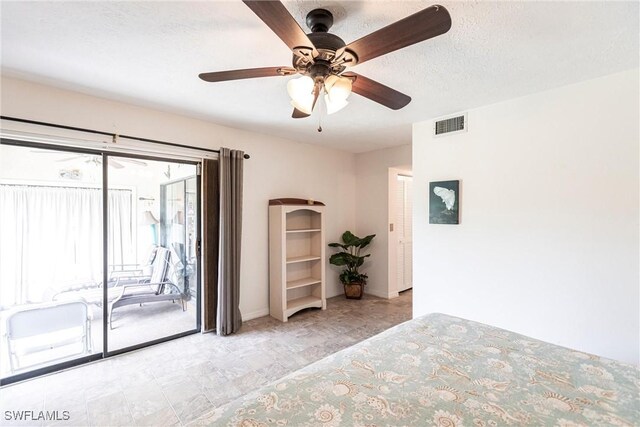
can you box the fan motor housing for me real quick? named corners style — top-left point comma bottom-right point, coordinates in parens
top-left (306, 8), bottom-right (333, 33)
top-left (292, 8), bottom-right (357, 75)
top-left (308, 32), bottom-right (345, 52)
top-left (292, 32), bottom-right (348, 74)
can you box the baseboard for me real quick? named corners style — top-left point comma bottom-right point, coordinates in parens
top-left (242, 286), bottom-right (397, 318)
top-left (243, 307), bottom-right (270, 321)
top-left (364, 288), bottom-right (400, 299)
top-left (364, 287), bottom-right (389, 299)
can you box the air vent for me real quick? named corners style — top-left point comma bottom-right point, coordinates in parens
top-left (434, 113), bottom-right (467, 137)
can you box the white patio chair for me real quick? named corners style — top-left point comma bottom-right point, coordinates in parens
top-left (5, 300), bottom-right (92, 373)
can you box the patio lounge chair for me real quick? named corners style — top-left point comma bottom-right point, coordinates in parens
top-left (52, 246), bottom-right (159, 300)
top-left (108, 246), bottom-right (186, 329)
top-left (5, 300), bottom-right (92, 373)
top-left (52, 246), bottom-right (169, 306)
top-left (108, 245), bottom-right (159, 286)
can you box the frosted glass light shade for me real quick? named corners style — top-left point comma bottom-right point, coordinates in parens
top-left (287, 76), bottom-right (314, 99)
top-left (290, 97), bottom-right (314, 115)
top-left (325, 94), bottom-right (348, 115)
top-left (327, 76), bottom-right (352, 101)
top-left (324, 75), bottom-right (339, 91)
top-left (287, 76), bottom-right (315, 114)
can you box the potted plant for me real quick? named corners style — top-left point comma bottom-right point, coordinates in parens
top-left (328, 231), bottom-right (376, 299)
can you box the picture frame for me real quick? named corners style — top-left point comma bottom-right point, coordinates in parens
top-left (429, 180), bottom-right (459, 224)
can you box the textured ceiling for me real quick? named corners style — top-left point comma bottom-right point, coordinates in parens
top-left (1, 1), bottom-right (638, 153)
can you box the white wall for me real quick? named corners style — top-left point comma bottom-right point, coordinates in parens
top-left (354, 145), bottom-right (411, 299)
top-left (0, 76), bottom-right (357, 320)
top-left (412, 69), bottom-right (639, 364)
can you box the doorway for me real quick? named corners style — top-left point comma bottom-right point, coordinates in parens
top-left (0, 141), bottom-right (201, 384)
top-left (388, 168), bottom-right (413, 297)
top-left (396, 175), bottom-right (413, 292)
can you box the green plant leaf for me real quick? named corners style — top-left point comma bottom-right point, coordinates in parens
top-left (332, 252), bottom-right (365, 268)
top-left (358, 234), bottom-right (376, 249)
top-left (329, 253), bottom-right (347, 266)
top-left (329, 252), bottom-right (357, 266)
top-left (328, 242), bottom-right (349, 251)
top-left (341, 230), bottom-right (359, 246)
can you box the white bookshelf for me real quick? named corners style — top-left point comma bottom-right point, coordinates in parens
top-left (269, 199), bottom-right (326, 322)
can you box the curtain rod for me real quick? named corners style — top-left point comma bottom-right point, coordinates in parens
top-left (0, 115), bottom-right (251, 159)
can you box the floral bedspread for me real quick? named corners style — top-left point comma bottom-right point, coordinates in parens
top-left (199, 313), bottom-right (639, 426)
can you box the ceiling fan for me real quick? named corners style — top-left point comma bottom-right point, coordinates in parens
top-left (199, 1), bottom-right (451, 122)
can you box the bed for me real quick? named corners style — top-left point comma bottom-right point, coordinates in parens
top-left (199, 313), bottom-right (639, 426)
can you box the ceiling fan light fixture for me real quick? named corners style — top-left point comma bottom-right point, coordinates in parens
top-left (287, 75), bottom-right (314, 98)
top-left (200, 2), bottom-right (452, 122)
top-left (324, 74), bottom-right (339, 91)
top-left (324, 94), bottom-right (348, 115)
top-left (290, 97), bottom-right (314, 115)
top-left (326, 75), bottom-right (352, 101)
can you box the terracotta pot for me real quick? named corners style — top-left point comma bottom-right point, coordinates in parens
top-left (343, 282), bottom-right (364, 299)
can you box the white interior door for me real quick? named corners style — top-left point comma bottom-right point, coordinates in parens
top-left (396, 175), bottom-right (413, 292)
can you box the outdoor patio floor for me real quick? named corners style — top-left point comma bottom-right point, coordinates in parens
top-left (96, 297), bottom-right (198, 352)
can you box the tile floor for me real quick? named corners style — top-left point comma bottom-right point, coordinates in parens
top-left (0, 290), bottom-right (412, 426)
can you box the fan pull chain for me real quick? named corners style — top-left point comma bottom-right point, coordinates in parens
top-left (317, 89), bottom-right (324, 132)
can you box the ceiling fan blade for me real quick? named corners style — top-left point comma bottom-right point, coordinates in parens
top-left (344, 5), bottom-right (451, 65)
top-left (199, 66), bottom-right (296, 83)
top-left (108, 159), bottom-right (125, 169)
top-left (292, 108), bottom-right (310, 119)
top-left (243, 1), bottom-right (317, 57)
top-left (342, 72), bottom-right (411, 110)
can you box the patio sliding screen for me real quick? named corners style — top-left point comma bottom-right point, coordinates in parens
top-left (0, 142), bottom-right (200, 382)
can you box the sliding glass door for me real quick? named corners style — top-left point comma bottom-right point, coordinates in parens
top-left (0, 141), bottom-right (201, 383)
top-left (107, 157), bottom-right (198, 352)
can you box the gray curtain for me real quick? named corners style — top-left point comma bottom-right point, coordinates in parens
top-left (216, 147), bottom-right (244, 335)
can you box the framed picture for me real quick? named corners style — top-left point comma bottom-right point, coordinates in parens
top-left (429, 180), bottom-right (459, 224)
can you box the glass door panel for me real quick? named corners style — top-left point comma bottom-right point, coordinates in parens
top-left (107, 156), bottom-right (198, 352)
top-left (0, 144), bottom-right (103, 380)
top-left (160, 176), bottom-right (198, 300)
top-left (185, 178), bottom-right (198, 302)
